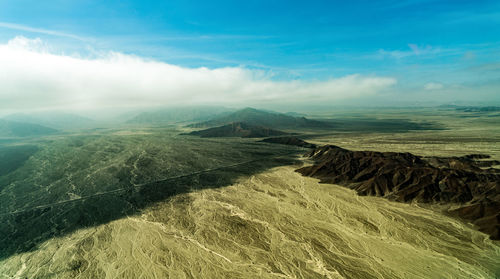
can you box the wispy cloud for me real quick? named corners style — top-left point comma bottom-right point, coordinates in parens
top-left (377, 44), bottom-right (444, 59)
top-left (124, 34), bottom-right (274, 42)
top-left (0, 36), bottom-right (397, 111)
top-left (424, 82), bottom-right (443, 90)
top-left (467, 62), bottom-right (500, 72)
top-left (0, 22), bottom-right (88, 41)
top-left (374, 0), bottom-right (440, 11)
top-left (445, 11), bottom-right (500, 25)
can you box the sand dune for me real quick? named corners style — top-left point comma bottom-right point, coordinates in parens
top-left (1, 166), bottom-right (498, 278)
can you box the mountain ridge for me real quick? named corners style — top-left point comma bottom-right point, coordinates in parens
top-left (188, 107), bottom-right (332, 129)
top-left (0, 119), bottom-right (58, 137)
top-left (188, 122), bottom-right (289, 138)
top-left (4, 112), bottom-right (94, 130)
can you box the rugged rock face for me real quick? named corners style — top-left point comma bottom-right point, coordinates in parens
top-left (188, 122), bottom-right (288, 138)
top-left (297, 145), bottom-right (500, 240)
top-left (261, 137), bottom-right (316, 148)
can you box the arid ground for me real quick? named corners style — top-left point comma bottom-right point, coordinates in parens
top-left (1, 107), bottom-right (499, 278)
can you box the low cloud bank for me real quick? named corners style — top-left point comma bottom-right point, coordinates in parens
top-left (0, 36), bottom-right (397, 111)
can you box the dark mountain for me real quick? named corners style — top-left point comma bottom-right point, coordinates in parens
top-left (188, 122), bottom-right (288, 138)
top-left (4, 112), bottom-right (94, 130)
top-left (297, 145), bottom-right (500, 240)
top-left (189, 107), bottom-right (331, 129)
top-left (127, 106), bottom-right (231, 124)
top-left (0, 119), bottom-right (58, 137)
top-left (261, 136), bottom-right (316, 148)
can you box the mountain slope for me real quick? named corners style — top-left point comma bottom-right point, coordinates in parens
top-left (189, 108), bottom-right (331, 129)
top-left (188, 122), bottom-right (289, 138)
top-left (4, 112), bottom-right (94, 130)
top-left (0, 145), bottom-right (39, 176)
top-left (0, 119), bottom-right (58, 137)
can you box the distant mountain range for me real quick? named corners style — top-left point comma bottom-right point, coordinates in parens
top-left (127, 106), bottom-right (231, 124)
top-left (188, 122), bottom-right (288, 138)
top-left (0, 119), bottom-right (58, 137)
top-left (189, 107), bottom-right (331, 129)
top-left (4, 112), bottom-right (94, 130)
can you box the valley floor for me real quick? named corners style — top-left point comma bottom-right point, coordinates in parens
top-left (2, 165), bottom-right (498, 278)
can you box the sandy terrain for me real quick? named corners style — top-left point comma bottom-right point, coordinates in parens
top-left (1, 166), bottom-right (498, 278)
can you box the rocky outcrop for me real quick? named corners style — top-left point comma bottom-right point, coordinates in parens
top-left (297, 145), bottom-right (500, 240)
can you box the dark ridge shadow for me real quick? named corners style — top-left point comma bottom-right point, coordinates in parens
top-left (0, 145), bottom-right (39, 176)
top-left (0, 154), bottom-right (301, 261)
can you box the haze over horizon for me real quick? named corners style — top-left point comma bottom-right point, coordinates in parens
top-left (0, 0), bottom-right (499, 114)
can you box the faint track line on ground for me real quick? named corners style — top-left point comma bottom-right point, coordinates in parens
top-left (0, 150), bottom-right (301, 217)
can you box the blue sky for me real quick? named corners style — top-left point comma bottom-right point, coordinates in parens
top-left (0, 0), bottom-right (499, 110)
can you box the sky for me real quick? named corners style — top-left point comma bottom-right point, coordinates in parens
top-left (0, 0), bottom-right (499, 112)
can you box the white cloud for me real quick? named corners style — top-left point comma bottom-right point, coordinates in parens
top-left (0, 36), bottom-right (397, 110)
top-left (424, 82), bottom-right (444, 90)
top-left (6, 36), bottom-right (48, 52)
